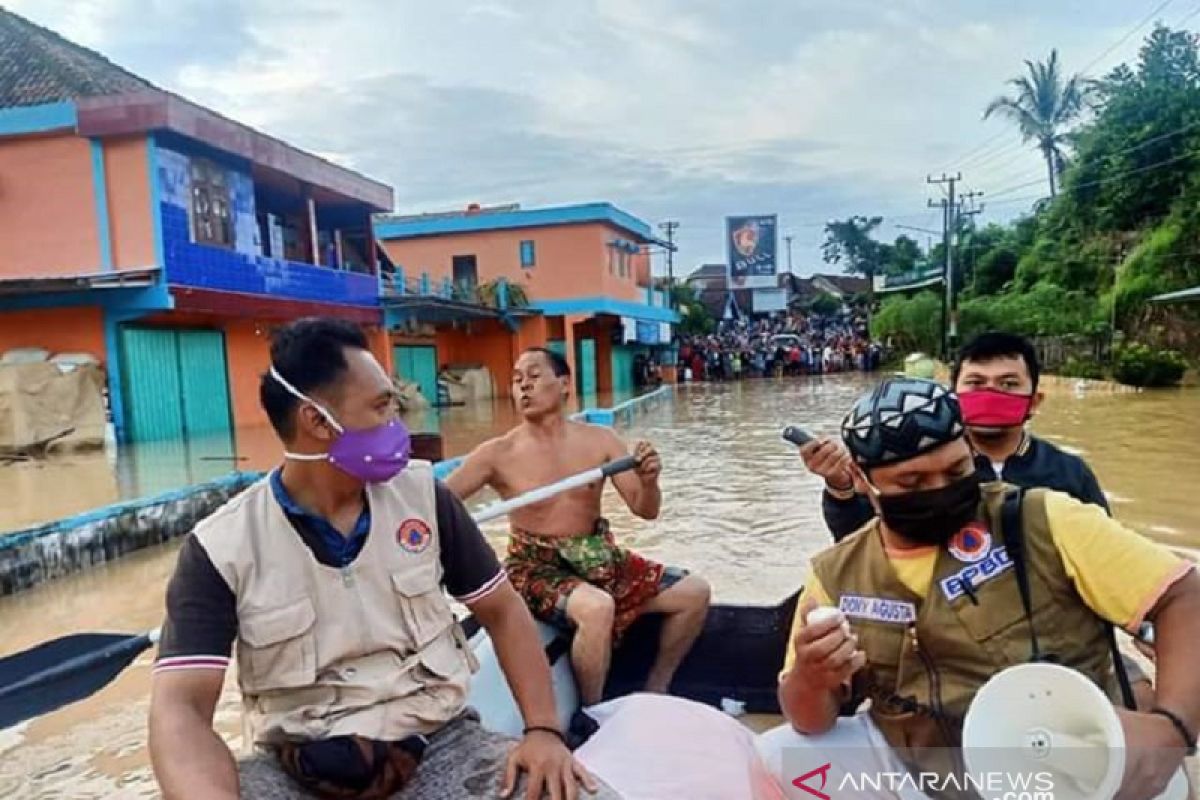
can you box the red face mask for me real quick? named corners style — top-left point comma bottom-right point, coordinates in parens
top-left (957, 388), bottom-right (1033, 428)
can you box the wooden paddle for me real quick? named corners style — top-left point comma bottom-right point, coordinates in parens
top-left (0, 455), bottom-right (639, 730)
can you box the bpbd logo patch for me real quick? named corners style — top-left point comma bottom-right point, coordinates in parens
top-left (397, 518), bottom-right (432, 553)
top-left (948, 522), bottom-right (991, 563)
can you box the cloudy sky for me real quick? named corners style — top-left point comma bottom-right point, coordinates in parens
top-left (11, 0), bottom-right (1197, 277)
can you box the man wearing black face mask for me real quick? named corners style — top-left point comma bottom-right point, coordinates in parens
top-left (758, 378), bottom-right (1200, 799)
top-left (804, 332), bottom-right (1110, 543)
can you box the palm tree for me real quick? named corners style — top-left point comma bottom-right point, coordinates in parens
top-left (984, 49), bottom-right (1088, 197)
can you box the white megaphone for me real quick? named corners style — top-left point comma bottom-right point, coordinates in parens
top-left (963, 663), bottom-right (1189, 800)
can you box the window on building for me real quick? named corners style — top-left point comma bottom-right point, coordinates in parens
top-left (520, 239), bottom-right (536, 268)
top-left (452, 254), bottom-right (478, 301)
top-left (189, 158), bottom-right (233, 248)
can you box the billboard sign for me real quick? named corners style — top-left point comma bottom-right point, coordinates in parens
top-left (726, 214), bottom-right (778, 289)
top-left (752, 287), bottom-right (788, 313)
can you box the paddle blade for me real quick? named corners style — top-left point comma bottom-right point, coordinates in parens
top-left (0, 632), bottom-right (153, 729)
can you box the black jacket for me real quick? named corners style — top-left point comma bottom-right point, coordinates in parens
top-left (822, 434), bottom-right (1111, 542)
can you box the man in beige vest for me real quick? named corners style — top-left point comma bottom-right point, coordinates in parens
top-left (148, 318), bottom-right (618, 800)
top-left (759, 377), bottom-right (1200, 800)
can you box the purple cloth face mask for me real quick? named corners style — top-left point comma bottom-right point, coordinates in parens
top-left (270, 366), bottom-right (411, 483)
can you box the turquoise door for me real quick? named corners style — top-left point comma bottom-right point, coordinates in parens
top-left (546, 340), bottom-right (567, 359)
top-left (178, 330), bottom-right (232, 436)
top-left (611, 345), bottom-right (635, 396)
top-left (120, 328), bottom-right (185, 441)
top-left (120, 327), bottom-right (232, 441)
top-left (577, 338), bottom-right (596, 397)
top-left (394, 346), bottom-right (439, 405)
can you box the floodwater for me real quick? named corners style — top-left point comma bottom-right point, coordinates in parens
top-left (0, 390), bottom-right (589, 534)
top-left (1, 376), bottom-right (1198, 797)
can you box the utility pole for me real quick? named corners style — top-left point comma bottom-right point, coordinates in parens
top-left (958, 191), bottom-right (985, 297)
top-left (784, 234), bottom-right (794, 273)
top-left (928, 173), bottom-right (961, 359)
top-left (659, 220), bottom-right (679, 309)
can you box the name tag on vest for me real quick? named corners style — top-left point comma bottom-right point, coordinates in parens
top-left (838, 595), bottom-right (917, 624)
top-left (940, 545), bottom-right (1013, 602)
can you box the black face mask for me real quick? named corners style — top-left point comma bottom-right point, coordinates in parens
top-left (874, 473), bottom-right (982, 546)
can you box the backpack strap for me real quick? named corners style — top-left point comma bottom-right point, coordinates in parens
top-left (999, 487), bottom-right (1042, 661)
top-left (999, 487), bottom-right (1136, 709)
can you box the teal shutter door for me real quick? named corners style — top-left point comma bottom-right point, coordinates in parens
top-left (577, 338), bottom-right (596, 398)
top-left (411, 347), bottom-right (438, 406)
top-left (120, 328), bottom-right (185, 441)
top-left (611, 345), bottom-right (634, 396)
top-left (546, 340), bottom-right (567, 359)
top-left (394, 346), bottom-right (439, 405)
top-left (178, 330), bottom-right (232, 436)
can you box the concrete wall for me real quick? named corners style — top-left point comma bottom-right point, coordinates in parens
top-left (102, 137), bottom-right (155, 269)
top-left (435, 319), bottom-right (515, 398)
top-left (0, 307), bottom-right (106, 359)
top-left (0, 134), bottom-right (100, 277)
top-left (378, 222), bottom-right (648, 303)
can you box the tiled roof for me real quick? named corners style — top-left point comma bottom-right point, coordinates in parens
top-left (0, 7), bottom-right (153, 109)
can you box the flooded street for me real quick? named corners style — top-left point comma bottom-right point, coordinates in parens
top-left (1, 376), bottom-right (1198, 797)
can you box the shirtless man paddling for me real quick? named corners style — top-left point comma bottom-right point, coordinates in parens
top-left (447, 347), bottom-right (711, 709)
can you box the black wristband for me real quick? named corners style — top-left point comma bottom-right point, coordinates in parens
top-left (1150, 706), bottom-right (1198, 755)
top-left (523, 725), bottom-right (566, 744)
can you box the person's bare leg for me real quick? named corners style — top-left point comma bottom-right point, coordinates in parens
top-left (639, 575), bottom-right (711, 694)
top-left (565, 585), bottom-right (616, 706)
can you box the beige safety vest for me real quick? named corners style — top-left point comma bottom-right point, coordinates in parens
top-left (812, 484), bottom-right (1117, 789)
top-left (194, 460), bottom-right (478, 746)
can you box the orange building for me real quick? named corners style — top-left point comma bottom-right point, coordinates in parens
top-left (0, 10), bottom-right (392, 441)
top-left (374, 203), bottom-right (679, 400)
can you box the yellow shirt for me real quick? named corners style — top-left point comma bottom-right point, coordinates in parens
top-left (780, 491), bottom-right (1193, 680)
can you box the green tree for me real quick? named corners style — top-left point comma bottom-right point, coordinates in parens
top-left (884, 235), bottom-right (923, 276)
top-left (670, 283), bottom-right (716, 336)
top-left (1066, 26), bottom-right (1200, 232)
top-left (871, 291), bottom-right (942, 354)
top-left (822, 216), bottom-right (884, 298)
top-left (984, 49), bottom-right (1089, 197)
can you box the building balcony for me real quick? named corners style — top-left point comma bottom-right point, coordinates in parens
top-left (161, 203), bottom-right (378, 307)
top-left (380, 270), bottom-right (536, 327)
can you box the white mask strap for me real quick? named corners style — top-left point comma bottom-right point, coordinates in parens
top-left (269, 365), bottom-right (345, 434)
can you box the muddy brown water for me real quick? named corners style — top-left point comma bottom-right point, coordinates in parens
top-left (1, 376), bottom-right (1197, 797)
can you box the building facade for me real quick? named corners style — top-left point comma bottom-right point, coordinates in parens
top-left (0, 10), bottom-right (393, 442)
top-left (375, 203), bottom-right (678, 399)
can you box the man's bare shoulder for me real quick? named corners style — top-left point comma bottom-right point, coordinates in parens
top-left (465, 429), bottom-right (520, 463)
top-left (567, 420), bottom-right (625, 452)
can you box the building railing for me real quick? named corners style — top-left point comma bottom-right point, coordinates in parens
top-left (379, 269), bottom-right (528, 311)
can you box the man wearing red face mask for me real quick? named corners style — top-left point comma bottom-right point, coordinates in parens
top-left (802, 331), bottom-right (1109, 543)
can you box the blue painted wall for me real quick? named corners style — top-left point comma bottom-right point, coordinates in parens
top-left (154, 141), bottom-right (379, 307)
top-left (89, 140), bottom-right (114, 272)
top-left (0, 102), bottom-right (77, 136)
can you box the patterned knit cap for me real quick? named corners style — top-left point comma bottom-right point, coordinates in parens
top-left (841, 378), bottom-right (964, 467)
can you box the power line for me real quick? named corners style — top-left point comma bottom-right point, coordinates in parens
top-left (932, 129), bottom-right (1009, 175)
top-left (979, 145), bottom-right (1200, 212)
top-left (1176, 2), bottom-right (1200, 27)
top-left (985, 129), bottom-right (1200, 199)
top-left (1080, 0), bottom-right (1176, 74)
top-left (933, 0), bottom-right (1177, 176)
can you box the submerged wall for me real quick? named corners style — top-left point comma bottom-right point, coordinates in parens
top-left (0, 471), bottom-right (261, 596)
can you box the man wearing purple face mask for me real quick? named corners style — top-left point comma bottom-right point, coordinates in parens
top-left (149, 318), bottom-right (617, 800)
